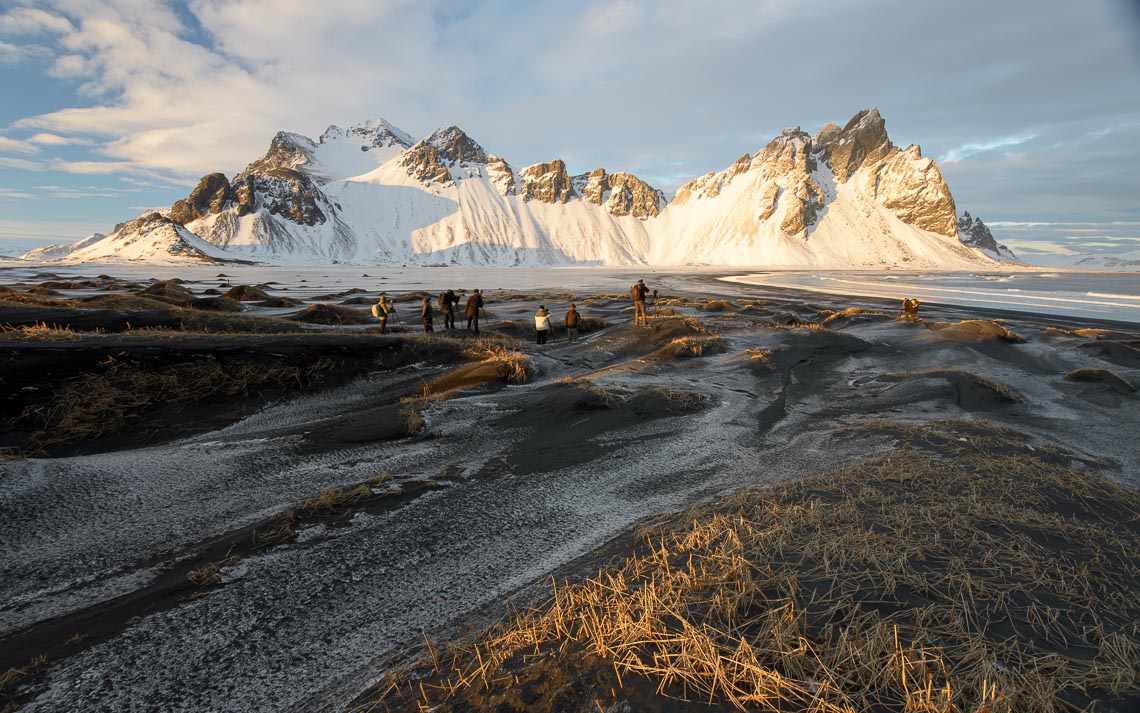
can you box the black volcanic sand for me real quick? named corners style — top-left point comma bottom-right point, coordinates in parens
top-left (1, 273), bottom-right (1139, 712)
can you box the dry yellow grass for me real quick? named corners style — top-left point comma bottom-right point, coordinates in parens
top-left (0, 321), bottom-right (84, 340)
top-left (666, 335), bottom-right (726, 356)
top-left (0, 655), bottom-right (45, 699)
top-left (186, 549), bottom-right (241, 587)
top-left (746, 348), bottom-right (776, 370)
top-left (361, 420), bottom-right (1140, 713)
top-left (462, 339), bottom-right (533, 383)
top-left (253, 475), bottom-right (393, 548)
top-left (21, 355), bottom-right (335, 450)
top-left (641, 386), bottom-right (708, 411)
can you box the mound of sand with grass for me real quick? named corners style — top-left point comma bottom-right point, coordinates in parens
top-left (1077, 340), bottom-right (1140, 367)
top-left (223, 285), bottom-right (273, 301)
top-left (188, 296), bottom-right (244, 312)
top-left (137, 280), bottom-right (197, 306)
top-left (820, 306), bottom-right (894, 327)
top-left (1064, 367), bottom-right (1137, 393)
top-left (360, 420), bottom-right (1140, 713)
top-left (879, 368), bottom-right (1020, 409)
top-left (930, 319), bottom-right (1026, 343)
top-left (289, 303), bottom-right (374, 325)
top-left (252, 297), bottom-right (302, 308)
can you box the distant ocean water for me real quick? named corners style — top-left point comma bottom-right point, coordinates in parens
top-left (723, 271), bottom-right (1140, 324)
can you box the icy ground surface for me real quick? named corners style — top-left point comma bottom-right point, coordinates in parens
top-left (725, 270), bottom-right (1140, 323)
top-left (1, 270), bottom-right (1137, 711)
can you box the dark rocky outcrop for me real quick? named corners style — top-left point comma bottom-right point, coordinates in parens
top-left (400, 127), bottom-right (495, 187)
top-left (958, 212), bottom-right (1009, 254)
top-left (874, 146), bottom-right (957, 236)
top-left (519, 160), bottom-right (576, 203)
top-left (817, 108), bottom-right (893, 183)
top-left (169, 173), bottom-right (236, 225)
top-left (572, 168), bottom-right (665, 220)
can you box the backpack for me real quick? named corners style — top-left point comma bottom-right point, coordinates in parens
top-left (630, 284), bottom-right (641, 301)
top-left (439, 292), bottom-right (447, 306)
top-left (372, 300), bottom-right (392, 318)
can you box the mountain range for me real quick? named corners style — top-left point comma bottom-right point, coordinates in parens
top-left (22, 109), bottom-right (1016, 268)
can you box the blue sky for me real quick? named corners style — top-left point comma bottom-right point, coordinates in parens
top-left (1, 0), bottom-right (1139, 259)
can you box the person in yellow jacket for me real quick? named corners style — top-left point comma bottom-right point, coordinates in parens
top-left (372, 293), bottom-right (395, 333)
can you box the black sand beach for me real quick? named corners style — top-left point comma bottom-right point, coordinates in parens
top-left (1, 270), bottom-right (1137, 712)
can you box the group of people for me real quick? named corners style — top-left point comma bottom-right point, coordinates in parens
top-left (371, 278), bottom-right (655, 343)
top-left (372, 288), bottom-right (485, 335)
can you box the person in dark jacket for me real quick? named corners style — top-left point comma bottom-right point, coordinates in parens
top-left (564, 303), bottom-right (582, 342)
top-left (439, 289), bottom-right (458, 329)
top-left (630, 278), bottom-right (650, 327)
top-left (465, 289), bottom-right (484, 335)
top-left (421, 297), bottom-right (434, 333)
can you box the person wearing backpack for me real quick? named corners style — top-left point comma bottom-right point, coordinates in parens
top-left (534, 305), bottom-right (552, 344)
top-left (564, 303), bottom-right (582, 342)
top-left (372, 293), bottom-right (395, 334)
top-left (439, 288), bottom-right (458, 329)
top-left (901, 297), bottom-right (921, 323)
top-left (465, 289), bottom-right (484, 335)
top-left (630, 278), bottom-right (650, 327)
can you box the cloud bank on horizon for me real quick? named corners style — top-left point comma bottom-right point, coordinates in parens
top-left (0, 0), bottom-right (1138, 258)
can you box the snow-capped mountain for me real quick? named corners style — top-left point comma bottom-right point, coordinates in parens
top-left (652, 109), bottom-right (1003, 268)
top-left (22, 110), bottom-right (1015, 268)
top-left (22, 214), bottom-right (235, 264)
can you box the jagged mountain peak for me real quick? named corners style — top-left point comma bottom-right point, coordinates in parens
top-left (242, 131), bottom-right (318, 176)
top-left (958, 210), bottom-right (1016, 260)
top-left (818, 107), bottom-right (893, 183)
top-left (321, 118), bottom-right (414, 149)
top-left (419, 126), bottom-right (489, 164)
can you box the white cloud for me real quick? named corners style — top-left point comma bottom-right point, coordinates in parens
top-left (0, 136), bottom-right (39, 154)
top-left (999, 239), bottom-right (1081, 256)
top-left (0, 156), bottom-right (43, 170)
top-left (939, 130), bottom-right (1041, 163)
top-left (0, 7), bottom-right (74, 35)
top-left (27, 132), bottom-right (93, 146)
top-left (0, 218), bottom-right (105, 242)
top-left (0, 38), bottom-right (52, 62)
top-left (0, 187), bottom-right (35, 199)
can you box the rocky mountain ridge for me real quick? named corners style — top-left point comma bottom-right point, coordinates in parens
top-left (22, 110), bottom-right (1013, 267)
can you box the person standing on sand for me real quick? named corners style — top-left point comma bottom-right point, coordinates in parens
top-left (465, 289), bottom-right (484, 335)
top-left (439, 289), bottom-right (458, 329)
top-left (372, 293), bottom-right (394, 334)
top-left (630, 278), bottom-right (650, 327)
top-left (902, 298), bottom-right (921, 323)
top-left (421, 297), bottom-right (434, 333)
top-left (534, 305), bottom-right (552, 344)
top-left (564, 303), bottom-right (581, 342)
